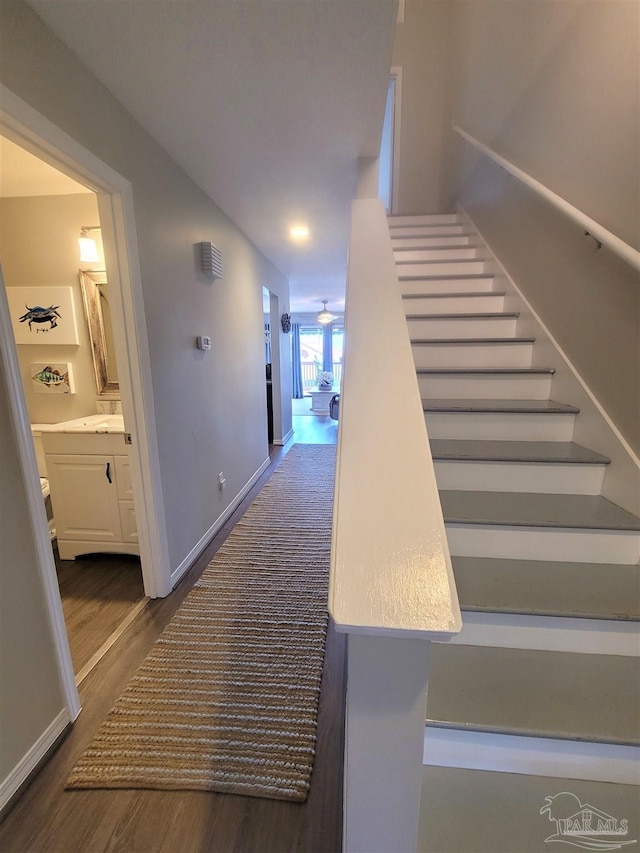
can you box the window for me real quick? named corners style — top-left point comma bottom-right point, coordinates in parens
top-left (298, 325), bottom-right (344, 392)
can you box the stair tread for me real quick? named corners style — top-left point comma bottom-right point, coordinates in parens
top-left (406, 312), bottom-right (519, 319)
top-left (401, 273), bottom-right (494, 281)
top-left (395, 258), bottom-right (485, 266)
top-left (403, 291), bottom-right (504, 299)
top-left (423, 398), bottom-right (579, 414)
top-left (419, 767), bottom-right (640, 853)
top-left (417, 367), bottom-right (554, 375)
top-left (426, 645), bottom-right (640, 745)
top-left (394, 246), bottom-right (478, 252)
top-left (440, 490), bottom-right (640, 531)
top-left (452, 556), bottom-right (639, 620)
top-left (431, 440), bottom-right (610, 464)
top-left (391, 231), bottom-right (471, 236)
top-left (412, 337), bottom-right (535, 345)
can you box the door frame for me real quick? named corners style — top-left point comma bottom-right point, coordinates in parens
top-left (0, 85), bottom-right (172, 717)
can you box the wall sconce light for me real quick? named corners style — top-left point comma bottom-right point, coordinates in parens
top-left (317, 300), bottom-right (335, 325)
top-left (78, 225), bottom-right (101, 263)
top-left (199, 242), bottom-right (223, 278)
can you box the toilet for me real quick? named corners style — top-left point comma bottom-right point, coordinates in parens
top-left (30, 424), bottom-right (59, 539)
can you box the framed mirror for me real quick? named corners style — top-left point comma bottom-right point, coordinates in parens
top-left (79, 269), bottom-right (119, 396)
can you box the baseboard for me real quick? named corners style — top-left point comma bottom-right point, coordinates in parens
top-left (458, 205), bottom-right (640, 515)
top-left (273, 428), bottom-right (294, 447)
top-left (0, 709), bottom-right (71, 816)
top-left (170, 455), bottom-right (271, 588)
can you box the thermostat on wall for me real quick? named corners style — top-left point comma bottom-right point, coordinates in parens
top-left (196, 335), bottom-right (212, 351)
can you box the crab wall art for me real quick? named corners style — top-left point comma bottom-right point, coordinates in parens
top-left (7, 286), bottom-right (79, 345)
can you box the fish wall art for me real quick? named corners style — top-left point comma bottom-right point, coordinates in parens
top-left (7, 286), bottom-right (79, 345)
top-left (30, 362), bottom-right (75, 395)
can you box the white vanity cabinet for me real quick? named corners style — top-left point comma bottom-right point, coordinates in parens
top-left (43, 431), bottom-right (139, 560)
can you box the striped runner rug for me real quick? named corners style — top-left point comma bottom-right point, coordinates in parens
top-left (67, 444), bottom-right (335, 802)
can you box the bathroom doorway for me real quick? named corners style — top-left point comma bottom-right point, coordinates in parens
top-left (0, 93), bottom-right (171, 723)
top-left (0, 135), bottom-right (147, 683)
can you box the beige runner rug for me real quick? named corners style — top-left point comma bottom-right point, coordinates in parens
top-left (67, 444), bottom-right (335, 802)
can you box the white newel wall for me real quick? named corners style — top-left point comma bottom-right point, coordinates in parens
top-left (330, 194), bottom-right (461, 853)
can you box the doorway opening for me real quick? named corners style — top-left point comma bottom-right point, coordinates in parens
top-left (0, 134), bottom-right (147, 684)
top-left (0, 89), bottom-right (171, 732)
top-left (378, 68), bottom-right (402, 214)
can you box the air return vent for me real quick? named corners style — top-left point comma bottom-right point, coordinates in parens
top-left (199, 242), bottom-right (223, 278)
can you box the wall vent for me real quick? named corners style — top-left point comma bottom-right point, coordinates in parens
top-left (199, 242), bottom-right (223, 278)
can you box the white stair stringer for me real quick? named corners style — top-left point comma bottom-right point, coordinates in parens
top-left (389, 213), bottom-right (640, 787)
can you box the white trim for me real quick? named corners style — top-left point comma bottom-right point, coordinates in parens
top-left (75, 597), bottom-right (150, 685)
top-left (0, 266), bottom-right (80, 721)
top-left (0, 84), bottom-right (172, 600)
top-left (423, 726), bottom-right (640, 785)
top-left (390, 67), bottom-right (403, 214)
top-left (169, 456), bottom-right (271, 588)
top-left (449, 612), bottom-right (640, 657)
top-left (0, 710), bottom-right (70, 813)
top-left (453, 125), bottom-right (640, 272)
top-left (273, 427), bottom-right (294, 447)
top-left (447, 524), bottom-right (640, 565)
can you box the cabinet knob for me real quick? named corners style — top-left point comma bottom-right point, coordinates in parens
top-left (105, 461), bottom-right (112, 483)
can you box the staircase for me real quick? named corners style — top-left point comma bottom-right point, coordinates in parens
top-left (388, 213), bottom-right (640, 852)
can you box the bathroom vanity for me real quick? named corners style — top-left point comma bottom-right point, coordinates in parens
top-left (42, 414), bottom-right (138, 560)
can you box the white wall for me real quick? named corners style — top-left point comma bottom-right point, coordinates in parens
top-left (440, 0), bottom-right (639, 453)
top-left (0, 356), bottom-right (66, 785)
top-left (0, 0), bottom-right (290, 802)
top-left (441, 0), bottom-right (639, 245)
top-left (0, 0), bottom-right (291, 572)
top-left (391, 0), bottom-right (450, 213)
top-left (0, 193), bottom-right (102, 424)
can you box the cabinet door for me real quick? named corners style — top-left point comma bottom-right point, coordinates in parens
top-left (114, 455), bottom-right (133, 500)
top-left (46, 454), bottom-right (122, 543)
top-left (119, 501), bottom-right (138, 543)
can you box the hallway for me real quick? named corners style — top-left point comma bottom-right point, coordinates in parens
top-left (0, 435), bottom-right (343, 853)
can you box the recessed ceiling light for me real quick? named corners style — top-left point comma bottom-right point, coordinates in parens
top-left (289, 224), bottom-right (310, 241)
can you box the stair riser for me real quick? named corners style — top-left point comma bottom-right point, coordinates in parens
top-left (407, 317), bottom-right (517, 338)
top-left (398, 260), bottom-right (487, 277)
top-left (401, 277), bottom-right (496, 295)
top-left (413, 343), bottom-right (533, 369)
top-left (395, 248), bottom-right (480, 262)
top-left (388, 224), bottom-right (469, 237)
top-left (446, 525), bottom-right (640, 565)
top-left (434, 460), bottom-right (606, 494)
top-left (405, 294), bottom-right (505, 313)
top-left (391, 235), bottom-right (473, 248)
top-left (447, 613), bottom-right (640, 656)
top-left (425, 412), bottom-right (576, 442)
top-left (389, 214), bottom-right (460, 226)
top-left (417, 374), bottom-right (553, 400)
top-left (423, 728), bottom-right (640, 784)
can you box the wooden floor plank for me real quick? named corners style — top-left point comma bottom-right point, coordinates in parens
top-left (55, 545), bottom-right (145, 674)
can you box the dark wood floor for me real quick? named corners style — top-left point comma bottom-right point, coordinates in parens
top-left (1, 434), bottom-right (344, 852)
top-left (54, 545), bottom-right (145, 675)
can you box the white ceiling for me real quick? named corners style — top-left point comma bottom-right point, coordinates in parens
top-left (25, 0), bottom-right (397, 312)
top-left (0, 135), bottom-right (91, 197)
